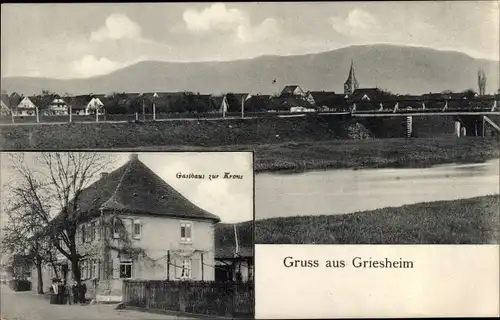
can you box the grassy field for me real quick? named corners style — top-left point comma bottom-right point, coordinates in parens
top-left (252, 136), bottom-right (500, 172)
top-left (255, 195), bottom-right (500, 244)
top-left (1, 115), bottom-right (497, 171)
top-left (0, 114), bottom-right (358, 150)
top-left (114, 136), bottom-right (500, 171)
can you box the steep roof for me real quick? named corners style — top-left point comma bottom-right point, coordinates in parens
top-left (309, 91), bottom-right (336, 104)
top-left (0, 94), bottom-right (10, 108)
top-left (281, 85), bottom-right (300, 95)
top-left (215, 222), bottom-right (253, 259)
top-left (62, 155), bottom-right (220, 222)
top-left (66, 95), bottom-right (93, 110)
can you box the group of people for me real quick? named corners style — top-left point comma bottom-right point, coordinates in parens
top-left (49, 278), bottom-right (87, 305)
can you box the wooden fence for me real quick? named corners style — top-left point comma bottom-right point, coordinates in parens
top-left (123, 280), bottom-right (254, 318)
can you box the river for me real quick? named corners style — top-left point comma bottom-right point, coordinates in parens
top-left (255, 159), bottom-right (499, 219)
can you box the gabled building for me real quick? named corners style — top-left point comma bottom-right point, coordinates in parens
top-left (31, 154), bottom-right (220, 302)
top-left (351, 88), bottom-right (385, 102)
top-left (224, 93), bottom-right (251, 113)
top-left (66, 95), bottom-right (105, 115)
top-left (0, 93), bottom-right (12, 116)
top-left (44, 95), bottom-right (69, 116)
top-left (311, 92), bottom-right (348, 111)
top-left (244, 94), bottom-right (271, 112)
top-left (279, 86), bottom-right (315, 105)
top-left (14, 96), bottom-right (37, 116)
top-left (215, 222), bottom-right (253, 283)
top-left (280, 85), bottom-right (306, 97)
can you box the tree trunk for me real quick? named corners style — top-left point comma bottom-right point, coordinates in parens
top-left (36, 256), bottom-right (43, 294)
top-left (71, 257), bottom-right (81, 287)
top-left (50, 261), bottom-right (59, 280)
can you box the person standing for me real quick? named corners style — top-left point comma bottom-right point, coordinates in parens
top-left (72, 281), bottom-right (79, 304)
top-left (79, 282), bottom-right (87, 304)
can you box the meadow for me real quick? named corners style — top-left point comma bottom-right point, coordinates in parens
top-left (254, 195), bottom-right (500, 244)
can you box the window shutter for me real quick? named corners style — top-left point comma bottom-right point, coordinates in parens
top-left (133, 219), bottom-right (141, 239)
top-left (112, 259), bottom-right (119, 279)
top-left (95, 220), bottom-right (100, 241)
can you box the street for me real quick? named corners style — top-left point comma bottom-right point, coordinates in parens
top-left (0, 285), bottom-right (193, 320)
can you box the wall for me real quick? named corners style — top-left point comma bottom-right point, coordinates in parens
top-left (112, 214), bottom-right (216, 282)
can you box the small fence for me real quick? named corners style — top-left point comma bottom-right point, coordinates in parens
top-left (123, 280), bottom-right (254, 318)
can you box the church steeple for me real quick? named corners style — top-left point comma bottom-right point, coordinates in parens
top-left (344, 60), bottom-right (359, 95)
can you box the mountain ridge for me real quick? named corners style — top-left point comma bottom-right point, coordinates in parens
top-left (2, 44), bottom-right (499, 96)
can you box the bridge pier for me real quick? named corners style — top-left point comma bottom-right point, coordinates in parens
top-left (406, 116), bottom-right (413, 137)
top-left (454, 120), bottom-right (461, 137)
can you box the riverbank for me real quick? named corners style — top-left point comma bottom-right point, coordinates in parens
top-left (255, 195), bottom-right (500, 244)
top-left (122, 136), bottom-right (499, 172)
top-left (252, 137), bottom-right (500, 172)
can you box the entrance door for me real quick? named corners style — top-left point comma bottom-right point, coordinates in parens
top-left (61, 264), bottom-right (69, 284)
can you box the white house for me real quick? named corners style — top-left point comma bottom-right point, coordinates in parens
top-left (31, 154), bottom-right (220, 302)
top-left (85, 97), bottom-right (105, 115)
top-left (45, 97), bottom-right (69, 116)
top-left (14, 97), bottom-right (37, 116)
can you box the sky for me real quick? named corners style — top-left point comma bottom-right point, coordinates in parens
top-left (1, 2), bottom-right (498, 79)
top-left (0, 152), bottom-right (254, 226)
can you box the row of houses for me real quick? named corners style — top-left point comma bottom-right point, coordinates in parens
top-left (1, 87), bottom-right (498, 118)
top-left (2, 154), bottom-right (253, 302)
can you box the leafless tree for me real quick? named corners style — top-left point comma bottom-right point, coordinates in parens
top-left (0, 204), bottom-right (55, 293)
top-left (5, 152), bottom-right (113, 287)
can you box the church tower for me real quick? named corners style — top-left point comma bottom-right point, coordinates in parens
top-left (344, 61), bottom-right (359, 95)
top-left (478, 69), bottom-right (487, 96)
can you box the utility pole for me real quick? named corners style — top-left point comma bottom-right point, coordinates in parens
top-left (201, 253), bottom-right (204, 281)
top-left (241, 96), bottom-right (244, 119)
top-left (142, 99), bottom-right (145, 121)
top-left (166, 250), bottom-right (170, 281)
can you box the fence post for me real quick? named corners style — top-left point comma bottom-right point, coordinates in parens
top-left (225, 282), bottom-right (235, 317)
top-left (145, 281), bottom-right (150, 308)
top-left (179, 282), bottom-right (186, 313)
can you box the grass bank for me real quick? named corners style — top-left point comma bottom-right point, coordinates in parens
top-left (114, 136), bottom-right (499, 172)
top-left (0, 115), bottom-right (358, 150)
top-left (255, 195), bottom-right (500, 244)
top-left (252, 136), bottom-right (500, 172)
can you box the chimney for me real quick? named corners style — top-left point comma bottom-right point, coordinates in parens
top-left (130, 153), bottom-right (139, 161)
top-left (100, 172), bottom-right (108, 179)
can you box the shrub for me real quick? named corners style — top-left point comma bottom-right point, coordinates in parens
top-left (9, 279), bottom-right (32, 291)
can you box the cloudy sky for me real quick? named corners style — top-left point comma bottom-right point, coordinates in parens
top-left (0, 152), bottom-right (253, 225)
top-left (1, 2), bottom-right (498, 79)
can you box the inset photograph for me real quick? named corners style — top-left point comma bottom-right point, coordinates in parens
top-left (0, 151), bottom-right (254, 319)
top-left (255, 154), bottom-right (499, 244)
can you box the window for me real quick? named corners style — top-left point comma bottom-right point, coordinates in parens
top-left (179, 259), bottom-right (191, 280)
top-left (133, 220), bottom-right (141, 239)
top-left (81, 225), bottom-right (86, 243)
top-left (88, 259), bottom-right (98, 279)
top-left (119, 260), bottom-right (132, 279)
top-left (113, 218), bottom-right (120, 239)
top-left (80, 260), bottom-right (86, 280)
top-left (89, 222), bottom-right (96, 242)
top-left (180, 222), bottom-right (192, 243)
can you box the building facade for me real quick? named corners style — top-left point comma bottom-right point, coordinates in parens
top-left (31, 154), bottom-right (220, 302)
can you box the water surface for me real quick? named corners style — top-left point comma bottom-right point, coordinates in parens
top-left (255, 159), bottom-right (499, 219)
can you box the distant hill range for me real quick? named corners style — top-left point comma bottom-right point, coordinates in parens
top-left (1, 44), bottom-right (499, 96)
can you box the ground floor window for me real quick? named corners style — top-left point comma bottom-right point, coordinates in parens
top-left (119, 260), bottom-right (132, 279)
top-left (176, 259), bottom-right (191, 280)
